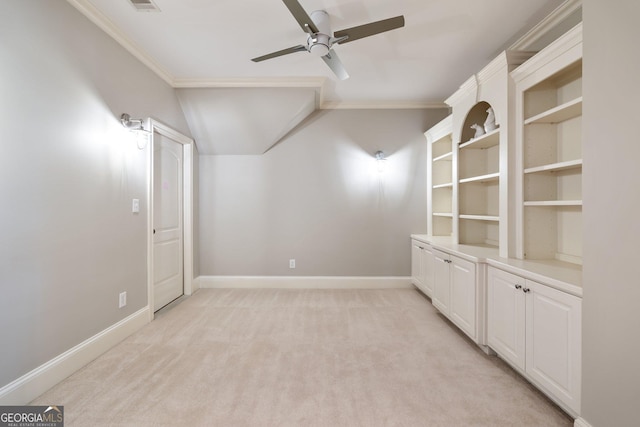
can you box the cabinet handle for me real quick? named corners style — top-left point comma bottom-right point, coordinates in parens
top-left (523, 288), bottom-right (530, 293)
top-left (515, 285), bottom-right (522, 290)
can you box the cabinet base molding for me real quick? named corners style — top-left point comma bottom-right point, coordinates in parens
top-left (480, 345), bottom-right (495, 356)
top-left (0, 306), bottom-right (150, 405)
top-left (574, 417), bottom-right (593, 427)
top-left (198, 276), bottom-right (413, 289)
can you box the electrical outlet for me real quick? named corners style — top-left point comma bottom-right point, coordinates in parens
top-left (289, 259), bottom-right (296, 269)
top-left (119, 291), bottom-right (127, 308)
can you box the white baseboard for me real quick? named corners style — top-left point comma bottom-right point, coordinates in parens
top-left (574, 417), bottom-right (593, 427)
top-left (198, 276), bottom-right (413, 289)
top-left (192, 276), bottom-right (201, 292)
top-left (0, 306), bottom-right (150, 405)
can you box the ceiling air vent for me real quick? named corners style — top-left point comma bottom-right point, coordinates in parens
top-left (129, 0), bottom-right (160, 12)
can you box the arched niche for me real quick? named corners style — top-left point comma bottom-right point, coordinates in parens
top-left (460, 101), bottom-right (497, 143)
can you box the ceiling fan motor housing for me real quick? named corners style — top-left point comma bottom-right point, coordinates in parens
top-left (307, 10), bottom-right (331, 56)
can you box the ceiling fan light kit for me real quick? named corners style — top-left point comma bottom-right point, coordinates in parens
top-left (251, 0), bottom-right (404, 80)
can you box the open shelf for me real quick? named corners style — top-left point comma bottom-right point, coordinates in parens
top-left (433, 152), bottom-right (453, 162)
top-left (433, 212), bottom-right (454, 218)
top-left (459, 214), bottom-right (500, 221)
top-left (459, 172), bottom-right (500, 184)
top-left (525, 97), bottom-right (582, 125)
top-left (524, 200), bottom-right (582, 207)
top-left (459, 128), bottom-right (500, 150)
top-left (524, 159), bottom-right (582, 174)
top-left (433, 182), bottom-right (453, 189)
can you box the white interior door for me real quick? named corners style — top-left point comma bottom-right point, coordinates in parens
top-left (153, 133), bottom-right (183, 312)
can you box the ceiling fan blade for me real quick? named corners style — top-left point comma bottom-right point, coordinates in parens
top-left (251, 45), bottom-right (307, 62)
top-left (333, 15), bottom-right (405, 44)
top-left (321, 49), bottom-right (349, 80)
top-left (282, 0), bottom-right (319, 34)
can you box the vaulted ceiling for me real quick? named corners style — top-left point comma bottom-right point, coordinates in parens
top-left (68, 0), bottom-right (579, 154)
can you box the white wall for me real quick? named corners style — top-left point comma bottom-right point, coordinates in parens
top-left (199, 109), bottom-right (447, 277)
top-left (0, 0), bottom-right (190, 389)
top-left (582, 1), bottom-right (640, 426)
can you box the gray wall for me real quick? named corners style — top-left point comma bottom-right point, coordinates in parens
top-left (0, 1), bottom-right (190, 388)
top-left (199, 109), bottom-right (447, 276)
top-left (582, 1), bottom-right (640, 426)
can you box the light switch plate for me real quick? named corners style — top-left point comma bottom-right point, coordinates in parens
top-left (132, 199), bottom-right (140, 213)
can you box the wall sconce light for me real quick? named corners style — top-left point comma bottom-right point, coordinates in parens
top-left (375, 150), bottom-right (386, 172)
top-left (121, 113), bottom-right (149, 149)
top-left (121, 113), bottom-right (145, 131)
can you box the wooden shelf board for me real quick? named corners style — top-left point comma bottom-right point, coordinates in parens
top-left (433, 213), bottom-right (453, 218)
top-left (524, 200), bottom-right (583, 206)
top-left (459, 214), bottom-right (500, 222)
top-left (458, 128), bottom-right (500, 150)
top-left (433, 183), bottom-right (453, 189)
top-left (433, 152), bottom-right (453, 162)
top-left (524, 159), bottom-right (583, 174)
top-left (524, 97), bottom-right (582, 125)
top-left (459, 172), bottom-right (500, 184)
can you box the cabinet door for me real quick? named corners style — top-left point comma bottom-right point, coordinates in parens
top-left (422, 245), bottom-right (435, 297)
top-left (487, 267), bottom-right (526, 370)
top-left (449, 256), bottom-right (477, 340)
top-left (432, 249), bottom-right (450, 314)
top-left (525, 279), bottom-right (581, 414)
top-left (411, 242), bottom-right (425, 291)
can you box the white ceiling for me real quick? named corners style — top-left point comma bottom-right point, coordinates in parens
top-left (69, 0), bottom-right (576, 154)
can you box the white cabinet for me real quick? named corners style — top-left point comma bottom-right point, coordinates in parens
top-left (411, 241), bottom-right (425, 290)
top-left (450, 255), bottom-right (477, 339)
top-left (411, 239), bottom-right (433, 297)
top-left (422, 245), bottom-right (434, 296)
top-left (487, 267), bottom-right (527, 369)
top-left (432, 249), bottom-right (451, 314)
top-left (487, 266), bottom-right (581, 416)
top-left (432, 248), bottom-right (483, 343)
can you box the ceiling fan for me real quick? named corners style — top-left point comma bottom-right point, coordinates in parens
top-left (251, 0), bottom-right (405, 80)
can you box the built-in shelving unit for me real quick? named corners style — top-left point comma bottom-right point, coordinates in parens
top-left (513, 23), bottom-right (583, 266)
top-left (458, 103), bottom-right (501, 248)
top-left (425, 115), bottom-right (454, 238)
top-left (415, 8), bottom-right (584, 420)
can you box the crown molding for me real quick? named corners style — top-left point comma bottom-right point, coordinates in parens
top-left (320, 101), bottom-right (448, 110)
top-left (66, 0), bottom-right (175, 85)
top-left (172, 77), bottom-right (327, 89)
top-left (445, 74), bottom-right (477, 108)
top-left (476, 50), bottom-right (536, 85)
top-left (172, 80), bottom-right (446, 110)
top-left (424, 114), bottom-right (453, 142)
top-left (509, 0), bottom-right (582, 51)
top-left (510, 22), bottom-right (582, 83)
top-left (173, 77), bottom-right (326, 109)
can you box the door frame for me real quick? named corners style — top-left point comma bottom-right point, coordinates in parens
top-left (146, 119), bottom-right (195, 321)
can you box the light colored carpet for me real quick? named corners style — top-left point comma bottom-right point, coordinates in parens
top-left (32, 288), bottom-right (573, 426)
